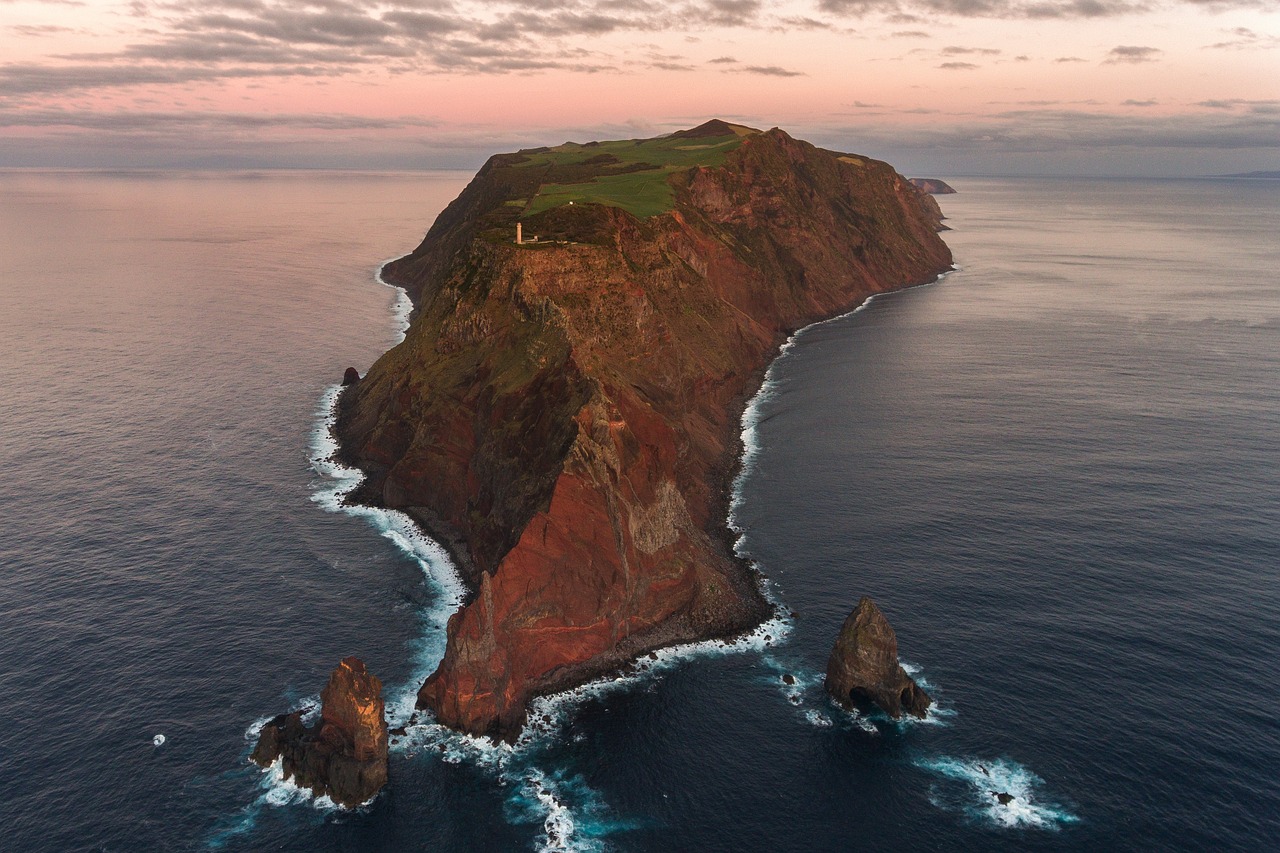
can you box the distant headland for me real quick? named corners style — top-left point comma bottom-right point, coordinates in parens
top-left (332, 120), bottom-right (954, 741)
top-left (908, 177), bottom-right (957, 194)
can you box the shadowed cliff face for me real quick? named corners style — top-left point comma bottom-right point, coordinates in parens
top-left (337, 125), bottom-right (952, 740)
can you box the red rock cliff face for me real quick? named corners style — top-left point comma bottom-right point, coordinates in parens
top-left (337, 127), bottom-right (952, 740)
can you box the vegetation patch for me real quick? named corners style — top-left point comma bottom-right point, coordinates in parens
top-left (515, 126), bottom-right (755, 219)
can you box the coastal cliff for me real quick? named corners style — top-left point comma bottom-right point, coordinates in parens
top-left (336, 121), bottom-right (952, 739)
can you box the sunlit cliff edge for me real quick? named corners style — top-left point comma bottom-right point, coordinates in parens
top-left (334, 120), bottom-right (953, 740)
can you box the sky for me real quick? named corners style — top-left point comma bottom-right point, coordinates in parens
top-left (1, 0), bottom-right (1277, 175)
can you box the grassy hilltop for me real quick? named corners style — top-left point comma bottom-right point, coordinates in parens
top-left (520, 120), bottom-right (757, 218)
top-left (462, 120), bottom-right (759, 242)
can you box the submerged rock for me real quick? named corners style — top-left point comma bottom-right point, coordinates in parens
top-left (342, 367), bottom-right (361, 386)
top-left (824, 597), bottom-right (931, 719)
top-left (251, 657), bottom-right (388, 808)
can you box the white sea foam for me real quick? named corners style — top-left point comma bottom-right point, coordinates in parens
top-left (520, 769), bottom-right (579, 852)
top-left (805, 710), bottom-right (834, 727)
top-left (917, 755), bottom-right (1079, 830)
top-left (308, 270), bottom-right (467, 727)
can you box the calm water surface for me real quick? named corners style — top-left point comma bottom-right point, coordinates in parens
top-left (1, 171), bottom-right (1277, 851)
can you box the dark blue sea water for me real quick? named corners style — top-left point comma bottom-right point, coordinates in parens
top-left (2, 171), bottom-right (1278, 852)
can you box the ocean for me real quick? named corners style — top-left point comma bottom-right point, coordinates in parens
top-left (1, 170), bottom-right (1277, 851)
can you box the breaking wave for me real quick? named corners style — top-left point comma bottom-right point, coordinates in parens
top-left (916, 755), bottom-right (1080, 830)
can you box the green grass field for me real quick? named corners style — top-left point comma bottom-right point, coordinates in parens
top-left (519, 126), bottom-right (754, 219)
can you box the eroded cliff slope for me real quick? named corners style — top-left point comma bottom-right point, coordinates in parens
top-left (336, 122), bottom-right (952, 739)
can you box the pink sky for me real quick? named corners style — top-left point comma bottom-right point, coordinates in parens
top-left (1, 0), bottom-right (1277, 174)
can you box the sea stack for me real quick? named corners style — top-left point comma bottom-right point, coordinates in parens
top-left (251, 657), bottom-right (389, 807)
top-left (337, 121), bottom-right (952, 740)
top-left (342, 367), bottom-right (360, 386)
top-left (825, 597), bottom-right (931, 719)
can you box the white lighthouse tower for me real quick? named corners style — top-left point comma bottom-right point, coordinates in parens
top-left (516, 222), bottom-right (523, 245)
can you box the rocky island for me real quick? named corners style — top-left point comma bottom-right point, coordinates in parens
top-left (336, 120), bottom-right (952, 740)
top-left (825, 597), bottom-right (931, 719)
top-left (252, 657), bottom-right (389, 807)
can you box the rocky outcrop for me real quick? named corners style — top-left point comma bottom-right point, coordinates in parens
top-left (337, 123), bottom-right (952, 740)
top-left (251, 657), bottom-right (388, 807)
top-left (342, 367), bottom-right (361, 386)
top-left (908, 178), bottom-right (957, 194)
top-left (825, 597), bottom-right (931, 719)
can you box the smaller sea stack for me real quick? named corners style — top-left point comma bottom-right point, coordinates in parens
top-left (342, 367), bottom-right (360, 386)
top-left (825, 597), bottom-right (931, 719)
top-left (251, 657), bottom-right (388, 808)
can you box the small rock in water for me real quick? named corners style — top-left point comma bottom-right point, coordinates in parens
top-left (994, 791), bottom-right (1015, 805)
top-left (782, 674), bottom-right (796, 685)
top-left (342, 367), bottom-right (360, 386)
top-left (152, 734), bottom-right (166, 747)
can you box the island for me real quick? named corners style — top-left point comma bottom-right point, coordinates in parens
top-left (335, 120), bottom-right (953, 740)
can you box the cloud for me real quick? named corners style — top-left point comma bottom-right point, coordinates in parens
top-left (8, 25), bottom-right (77, 37)
top-left (0, 0), bottom-right (770, 100)
top-left (1205, 27), bottom-right (1280, 50)
top-left (775, 15), bottom-right (835, 29)
top-left (819, 0), bottom-right (1151, 18)
top-left (814, 107), bottom-right (1280, 155)
top-left (1055, 55), bottom-right (1087, 62)
top-left (1105, 45), bottom-right (1162, 63)
top-left (892, 30), bottom-right (931, 37)
top-left (732, 64), bottom-right (806, 76)
top-left (939, 61), bottom-right (980, 69)
top-left (0, 109), bottom-right (439, 132)
top-left (701, 0), bottom-right (763, 26)
top-left (708, 55), bottom-right (738, 63)
top-left (1194, 98), bottom-right (1280, 110)
top-left (1123, 98), bottom-right (1157, 106)
top-left (0, 61), bottom-right (344, 96)
top-left (941, 45), bottom-right (1000, 55)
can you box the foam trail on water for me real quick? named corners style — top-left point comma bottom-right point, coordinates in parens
top-left (308, 263), bottom-right (467, 727)
top-left (727, 272), bottom-right (955, 725)
top-left (728, 271), bottom-right (953, 537)
top-left (917, 755), bottom-right (1079, 830)
top-left (309, 382), bottom-right (466, 727)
